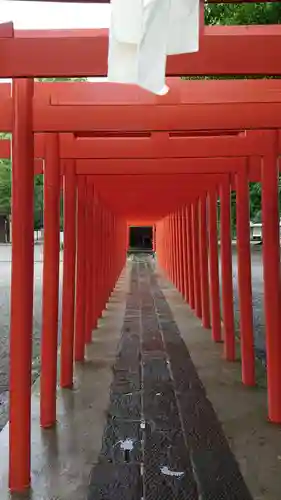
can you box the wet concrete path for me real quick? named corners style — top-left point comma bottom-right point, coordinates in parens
top-left (88, 259), bottom-right (252, 500)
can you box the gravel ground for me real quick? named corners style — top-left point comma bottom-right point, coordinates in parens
top-left (0, 244), bottom-right (265, 431)
top-left (0, 244), bottom-right (63, 430)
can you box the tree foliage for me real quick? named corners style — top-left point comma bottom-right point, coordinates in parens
top-left (205, 2), bottom-right (281, 26)
top-left (36, 77), bottom-right (87, 83)
top-left (0, 158), bottom-right (11, 215)
top-left (0, 134), bottom-right (44, 228)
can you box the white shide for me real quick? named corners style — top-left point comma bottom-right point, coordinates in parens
top-left (108, 0), bottom-right (200, 95)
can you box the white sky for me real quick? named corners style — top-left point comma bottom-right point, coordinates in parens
top-left (0, 1), bottom-right (111, 29)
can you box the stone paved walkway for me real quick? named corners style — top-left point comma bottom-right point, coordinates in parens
top-left (88, 259), bottom-right (252, 500)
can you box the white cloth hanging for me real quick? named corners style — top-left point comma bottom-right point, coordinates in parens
top-left (107, 0), bottom-right (200, 95)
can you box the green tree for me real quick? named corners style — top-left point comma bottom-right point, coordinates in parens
top-left (34, 174), bottom-right (44, 230)
top-left (205, 2), bottom-right (281, 26)
top-left (0, 158), bottom-right (11, 216)
top-left (36, 77), bottom-right (87, 82)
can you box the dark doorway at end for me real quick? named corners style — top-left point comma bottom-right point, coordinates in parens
top-left (128, 226), bottom-right (153, 254)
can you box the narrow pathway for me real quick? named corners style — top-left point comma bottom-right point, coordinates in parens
top-left (88, 258), bottom-right (252, 499)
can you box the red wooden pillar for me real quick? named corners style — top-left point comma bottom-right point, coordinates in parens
top-left (159, 222), bottom-right (163, 267)
top-left (171, 215), bottom-right (175, 286)
top-left (96, 202), bottom-right (103, 318)
top-left (170, 215), bottom-right (175, 284)
top-left (110, 216), bottom-right (114, 290)
top-left (170, 215), bottom-right (174, 282)
top-left (107, 211), bottom-right (111, 293)
top-left (164, 219), bottom-right (169, 276)
top-left (164, 220), bottom-right (168, 272)
top-left (108, 212), bottom-right (113, 293)
top-left (164, 219), bottom-right (167, 274)
top-left (100, 206), bottom-right (106, 312)
top-left (104, 209), bottom-right (109, 303)
top-left (186, 205), bottom-right (195, 309)
top-left (60, 160), bottom-right (77, 388)
top-left (9, 78), bottom-right (34, 492)
top-left (262, 143), bottom-right (281, 423)
top-left (220, 176), bottom-right (235, 361)
top-left (208, 189), bottom-right (221, 342)
top-left (107, 211), bottom-right (112, 297)
top-left (168, 216), bottom-right (172, 281)
top-left (171, 215), bottom-right (175, 284)
top-left (236, 168), bottom-right (255, 386)
top-left (74, 176), bottom-right (87, 361)
top-left (181, 207), bottom-right (189, 303)
top-left (172, 214), bottom-right (178, 288)
top-left (106, 211), bottom-right (111, 301)
top-left (85, 181), bottom-right (94, 344)
top-left (192, 200), bottom-right (202, 318)
top-left (92, 195), bottom-right (98, 330)
top-left (177, 210), bottom-right (184, 296)
top-left (40, 133), bottom-right (61, 428)
top-left (176, 212), bottom-right (182, 291)
top-left (199, 193), bottom-right (211, 328)
top-left (175, 213), bottom-right (180, 292)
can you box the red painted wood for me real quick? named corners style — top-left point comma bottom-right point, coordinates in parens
top-left (181, 207), bottom-right (189, 303)
top-left (262, 134), bottom-right (281, 423)
top-left (236, 167), bottom-right (255, 386)
top-left (40, 133), bottom-right (61, 428)
top-left (35, 79), bottom-right (281, 105)
top-left (58, 132), bottom-right (271, 159)
top-left (74, 176), bottom-right (87, 361)
top-left (208, 189), bottom-right (221, 343)
top-left (174, 213), bottom-right (181, 291)
top-left (92, 193), bottom-right (98, 330)
top-left (32, 104), bottom-right (281, 133)
top-left (199, 193), bottom-right (211, 329)
top-left (2, 81), bottom-right (281, 133)
top-left (170, 216), bottom-right (174, 284)
top-left (220, 176), bottom-right (235, 361)
top-left (1, 26), bottom-right (281, 78)
top-left (9, 78), bottom-right (34, 493)
top-left (192, 201), bottom-right (202, 318)
top-left (186, 205), bottom-right (195, 309)
top-left (85, 181), bottom-right (94, 343)
top-left (75, 158), bottom-right (247, 175)
top-left (60, 160), bottom-right (77, 388)
top-left (0, 22), bottom-right (14, 38)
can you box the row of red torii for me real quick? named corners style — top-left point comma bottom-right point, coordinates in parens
top-left (2, 77), bottom-right (281, 493)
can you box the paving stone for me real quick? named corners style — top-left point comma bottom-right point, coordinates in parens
top-left (111, 370), bottom-right (141, 394)
top-left (143, 386), bottom-right (181, 431)
top-left (87, 257), bottom-right (253, 500)
top-left (143, 356), bottom-right (171, 384)
top-left (100, 418), bottom-right (142, 464)
top-left (88, 463), bottom-right (142, 500)
top-left (144, 428), bottom-right (198, 500)
top-left (108, 391), bottom-right (141, 420)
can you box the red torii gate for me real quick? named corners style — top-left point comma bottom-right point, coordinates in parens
top-left (0, 25), bottom-right (281, 78)
top-left (1, 9), bottom-right (281, 493)
top-left (1, 83), bottom-right (281, 492)
top-left (3, 79), bottom-right (281, 131)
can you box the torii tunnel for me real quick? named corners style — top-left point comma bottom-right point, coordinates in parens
top-left (1, 5), bottom-right (281, 498)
